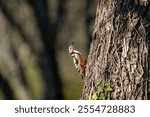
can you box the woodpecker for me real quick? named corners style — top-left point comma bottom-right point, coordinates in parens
top-left (68, 42), bottom-right (87, 78)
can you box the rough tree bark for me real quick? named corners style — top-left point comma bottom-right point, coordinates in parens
top-left (83, 0), bottom-right (150, 100)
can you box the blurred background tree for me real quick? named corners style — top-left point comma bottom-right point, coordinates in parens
top-left (0, 0), bottom-right (97, 99)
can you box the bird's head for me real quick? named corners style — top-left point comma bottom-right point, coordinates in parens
top-left (68, 42), bottom-right (74, 54)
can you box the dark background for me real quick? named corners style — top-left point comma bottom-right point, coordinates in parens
top-left (0, 0), bottom-right (97, 99)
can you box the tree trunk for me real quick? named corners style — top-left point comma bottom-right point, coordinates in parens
top-left (27, 0), bottom-right (63, 100)
top-left (0, 0), bottom-right (63, 99)
top-left (82, 0), bottom-right (150, 100)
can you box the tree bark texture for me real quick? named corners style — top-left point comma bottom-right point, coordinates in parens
top-left (83, 0), bottom-right (150, 100)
